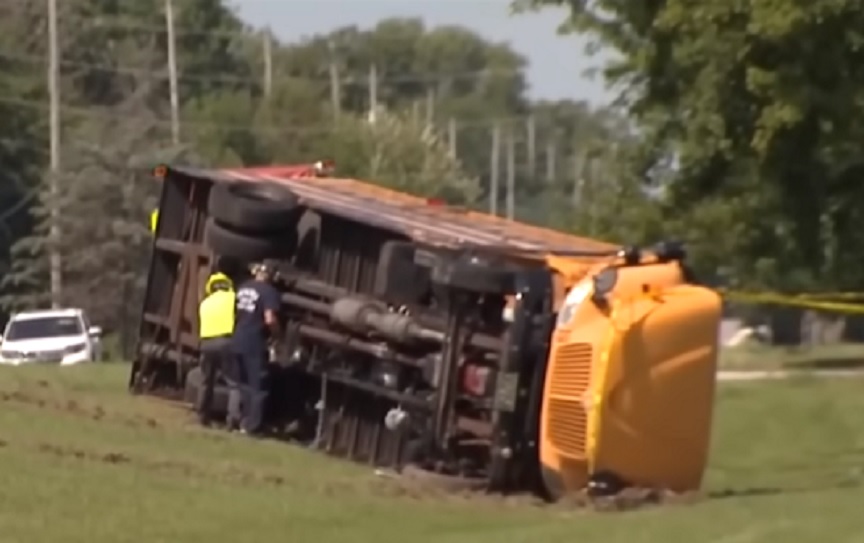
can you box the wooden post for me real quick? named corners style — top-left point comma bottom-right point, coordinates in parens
top-left (425, 87), bottom-right (435, 129)
top-left (489, 122), bottom-right (501, 215)
top-left (545, 142), bottom-right (556, 183)
top-left (506, 129), bottom-right (516, 220)
top-left (447, 118), bottom-right (457, 159)
top-left (368, 64), bottom-right (378, 123)
top-left (572, 148), bottom-right (585, 205)
top-left (526, 114), bottom-right (536, 176)
top-left (164, 0), bottom-right (180, 144)
top-left (262, 31), bottom-right (272, 97)
top-left (47, 0), bottom-right (61, 307)
top-left (328, 40), bottom-right (341, 121)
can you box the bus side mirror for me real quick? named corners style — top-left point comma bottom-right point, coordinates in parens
top-left (590, 267), bottom-right (618, 308)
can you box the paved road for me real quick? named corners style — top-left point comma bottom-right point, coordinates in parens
top-left (717, 369), bottom-right (864, 381)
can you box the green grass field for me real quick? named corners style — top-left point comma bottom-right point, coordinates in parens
top-left (719, 342), bottom-right (864, 371)
top-left (1, 365), bottom-right (863, 543)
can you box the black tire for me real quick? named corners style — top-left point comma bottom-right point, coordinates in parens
top-left (183, 367), bottom-right (203, 404)
top-left (431, 254), bottom-right (514, 295)
top-left (211, 384), bottom-right (230, 414)
top-left (204, 218), bottom-right (297, 261)
top-left (208, 181), bottom-right (302, 233)
top-left (184, 367), bottom-right (231, 414)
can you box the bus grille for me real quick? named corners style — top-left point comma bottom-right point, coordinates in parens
top-left (547, 343), bottom-right (593, 457)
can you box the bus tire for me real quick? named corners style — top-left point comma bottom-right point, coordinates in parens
top-left (204, 218), bottom-right (296, 261)
top-left (208, 181), bottom-right (302, 233)
top-left (431, 254), bottom-right (514, 295)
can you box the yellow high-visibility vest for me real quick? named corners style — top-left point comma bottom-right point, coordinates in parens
top-left (198, 289), bottom-right (235, 339)
top-left (150, 209), bottom-right (159, 233)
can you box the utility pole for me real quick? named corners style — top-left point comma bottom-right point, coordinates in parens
top-left (327, 41), bottom-right (341, 121)
top-left (506, 129), bottom-right (515, 220)
top-left (425, 87), bottom-right (435, 130)
top-left (526, 115), bottom-right (536, 176)
top-left (587, 154), bottom-right (598, 235)
top-left (368, 64), bottom-right (378, 124)
top-left (572, 148), bottom-right (586, 205)
top-left (545, 142), bottom-right (556, 183)
top-left (489, 122), bottom-right (501, 215)
top-left (47, 0), bottom-right (61, 308)
top-left (447, 118), bottom-right (457, 159)
top-left (164, 0), bottom-right (179, 144)
top-left (262, 31), bottom-right (272, 97)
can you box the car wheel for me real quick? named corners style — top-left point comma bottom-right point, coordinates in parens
top-left (208, 181), bottom-right (302, 233)
top-left (204, 218), bottom-right (297, 261)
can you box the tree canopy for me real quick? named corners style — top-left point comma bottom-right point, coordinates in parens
top-left (0, 0), bottom-right (630, 352)
top-left (523, 0), bottom-right (864, 292)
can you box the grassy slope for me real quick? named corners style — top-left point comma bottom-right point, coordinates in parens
top-left (1, 365), bottom-right (863, 543)
top-left (719, 342), bottom-right (864, 371)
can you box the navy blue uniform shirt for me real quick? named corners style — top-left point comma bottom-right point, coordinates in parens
top-left (232, 279), bottom-right (280, 354)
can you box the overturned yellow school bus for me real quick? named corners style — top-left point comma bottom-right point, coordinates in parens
top-left (132, 163), bottom-right (721, 499)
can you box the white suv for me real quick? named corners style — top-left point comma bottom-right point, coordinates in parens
top-left (0, 308), bottom-right (102, 366)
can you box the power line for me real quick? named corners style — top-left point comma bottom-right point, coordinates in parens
top-left (0, 49), bottom-right (524, 88)
top-left (0, 94), bottom-right (538, 133)
top-left (73, 11), bottom-right (529, 52)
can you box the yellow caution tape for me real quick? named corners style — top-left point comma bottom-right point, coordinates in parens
top-left (721, 290), bottom-right (864, 314)
top-left (794, 292), bottom-right (864, 300)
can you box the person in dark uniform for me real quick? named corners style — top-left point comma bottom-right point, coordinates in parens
top-left (232, 260), bottom-right (281, 435)
top-left (197, 272), bottom-right (236, 426)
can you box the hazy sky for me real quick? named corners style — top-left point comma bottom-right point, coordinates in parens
top-left (230, 0), bottom-right (612, 106)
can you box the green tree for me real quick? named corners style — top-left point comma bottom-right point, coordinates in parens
top-left (0, 0), bottom-right (634, 333)
top-left (315, 111), bottom-right (480, 205)
top-left (271, 18), bottom-right (529, 210)
top-left (0, 68), bottom-right (191, 350)
top-left (523, 0), bottom-right (864, 290)
top-left (0, 0), bottom-right (49, 324)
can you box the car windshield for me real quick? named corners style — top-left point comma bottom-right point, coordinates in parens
top-left (4, 316), bottom-right (83, 341)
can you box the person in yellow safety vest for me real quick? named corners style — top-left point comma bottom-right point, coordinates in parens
top-left (150, 209), bottom-right (159, 233)
top-left (197, 272), bottom-right (236, 426)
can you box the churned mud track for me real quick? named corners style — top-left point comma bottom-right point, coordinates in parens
top-left (371, 467), bottom-right (707, 512)
top-left (0, 385), bottom-right (164, 430)
top-left (0, 385), bottom-right (684, 511)
top-left (15, 438), bottom-right (322, 489)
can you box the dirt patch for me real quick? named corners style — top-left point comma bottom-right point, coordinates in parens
top-left (35, 442), bottom-right (132, 465)
top-left (27, 439), bottom-right (310, 490)
top-left (0, 390), bottom-right (47, 409)
top-left (364, 467), bottom-right (702, 511)
top-left (23, 437), bottom-right (706, 512)
top-left (556, 487), bottom-right (703, 512)
top-left (0, 387), bottom-right (163, 430)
